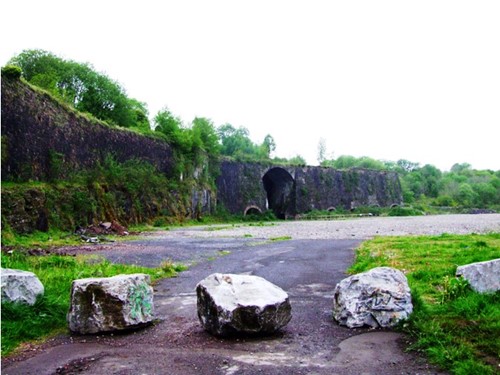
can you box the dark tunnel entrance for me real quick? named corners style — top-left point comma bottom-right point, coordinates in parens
top-left (262, 168), bottom-right (296, 219)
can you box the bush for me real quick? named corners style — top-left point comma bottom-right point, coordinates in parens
top-left (1, 65), bottom-right (22, 79)
top-left (388, 206), bottom-right (423, 216)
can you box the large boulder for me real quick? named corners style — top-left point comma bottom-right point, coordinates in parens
top-left (67, 273), bottom-right (154, 334)
top-left (332, 267), bottom-right (413, 328)
top-left (1, 268), bottom-right (44, 305)
top-left (456, 258), bottom-right (500, 293)
top-left (196, 273), bottom-right (292, 336)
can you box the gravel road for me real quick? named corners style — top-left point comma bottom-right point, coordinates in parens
top-left (164, 213), bottom-right (500, 240)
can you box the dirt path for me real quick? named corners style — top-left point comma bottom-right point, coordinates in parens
top-left (4, 214), bottom-right (499, 374)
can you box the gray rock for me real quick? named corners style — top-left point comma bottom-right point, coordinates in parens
top-left (1, 268), bottom-right (44, 305)
top-left (456, 258), bottom-right (500, 293)
top-left (332, 267), bottom-right (413, 328)
top-left (67, 273), bottom-right (154, 334)
top-left (196, 273), bottom-right (292, 336)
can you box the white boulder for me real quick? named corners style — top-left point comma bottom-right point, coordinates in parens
top-left (1, 268), bottom-right (44, 305)
top-left (196, 273), bottom-right (292, 336)
top-left (456, 258), bottom-right (500, 293)
top-left (67, 273), bottom-right (154, 334)
top-left (332, 267), bottom-right (413, 328)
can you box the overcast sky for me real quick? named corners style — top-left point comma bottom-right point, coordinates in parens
top-left (1, 1), bottom-right (499, 171)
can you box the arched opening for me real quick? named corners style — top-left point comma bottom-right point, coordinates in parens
top-left (262, 168), bottom-right (296, 219)
top-left (244, 205), bottom-right (262, 216)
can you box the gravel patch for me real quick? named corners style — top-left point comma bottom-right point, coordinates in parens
top-left (165, 214), bottom-right (500, 240)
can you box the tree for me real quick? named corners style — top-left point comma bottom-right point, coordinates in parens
top-left (217, 124), bottom-right (255, 159)
top-left (9, 49), bottom-right (139, 128)
top-left (397, 159), bottom-right (420, 173)
top-left (317, 138), bottom-right (327, 165)
top-left (154, 108), bottom-right (183, 144)
top-left (420, 164), bottom-right (442, 198)
top-left (191, 117), bottom-right (220, 156)
top-left (128, 99), bottom-right (151, 131)
top-left (451, 163), bottom-right (472, 174)
top-left (330, 155), bottom-right (357, 169)
top-left (456, 183), bottom-right (477, 207)
top-left (288, 155), bottom-right (307, 166)
top-left (260, 135), bottom-right (276, 159)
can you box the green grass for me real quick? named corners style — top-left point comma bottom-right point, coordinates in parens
top-left (1, 251), bottom-right (185, 356)
top-left (1, 229), bottom-right (83, 249)
top-left (269, 235), bottom-right (292, 241)
top-left (350, 233), bottom-right (500, 374)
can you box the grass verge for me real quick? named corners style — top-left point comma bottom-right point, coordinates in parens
top-left (1, 251), bottom-right (185, 356)
top-left (350, 233), bottom-right (500, 375)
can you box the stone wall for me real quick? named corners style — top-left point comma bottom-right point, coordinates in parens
top-left (1, 76), bottom-right (174, 181)
top-left (1, 75), bottom-right (403, 232)
top-left (216, 161), bottom-right (403, 217)
top-left (1, 76), bottom-right (214, 232)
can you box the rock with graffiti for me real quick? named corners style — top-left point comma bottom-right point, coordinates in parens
top-left (67, 273), bottom-right (154, 334)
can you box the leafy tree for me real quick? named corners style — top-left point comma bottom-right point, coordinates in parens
top-left (419, 164), bottom-right (442, 198)
top-left (191, 117), bottom-right (220, 156)
top-left (260, 134), bottom-right (276, 159)
top-left (473, 183), bottom-right (498, 207)
top-left (154, 108), bottom-right (185, 148)
top-left (9, 49), bottom-right (140, 128)
top-left (456, 183), bottom-right (477, 206)
top-left (218, 124), bottom-right (253, 157)
top-left (287, 155), bottom-right (307, 166)
top-left (128, 99), bottom-right (151, 131)
top-left (397, 159), bottom-right (420, 173)
top-left (450, 163), bottom-right (472, 174)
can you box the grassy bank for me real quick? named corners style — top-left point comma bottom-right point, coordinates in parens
top-left (350, 233), bottom-right (500, 375)
top-left (1, 251), bottom-right (185, 356)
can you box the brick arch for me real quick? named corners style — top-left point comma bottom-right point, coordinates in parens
top-left (244, 205), bottom-right (263, 216)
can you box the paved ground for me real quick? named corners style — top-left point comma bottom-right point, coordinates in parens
top-left (3, 214), bottom-right (499, 374)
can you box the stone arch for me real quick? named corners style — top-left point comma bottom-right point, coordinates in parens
top-left (327, 206), bottom-right (336, 212)
top-left (262, 167), bottom-right (296, 219)
top-left (244, 205), bottom-right (262, 216)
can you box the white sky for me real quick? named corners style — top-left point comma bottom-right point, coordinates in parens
top-left (1, 1), bottom-right (499, 171)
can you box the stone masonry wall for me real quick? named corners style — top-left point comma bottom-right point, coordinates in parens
top-left (216, 161), bottom-right (403, 217)
top-left (1, 76), bottom-right (174, 181)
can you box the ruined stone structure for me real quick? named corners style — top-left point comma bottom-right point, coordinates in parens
top-left (216, 161), bottom-right (402, 218)
top-left (1, 75), bottom-right (174, 181)
top-left (1, 75), bottom-right (402, 233)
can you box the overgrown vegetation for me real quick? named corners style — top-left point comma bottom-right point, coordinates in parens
top-left (8, 50), bottom-right (150, 131)
top-left (1, 251), bottom-right (185, 355)
top-left (1, 155), bottom-right (198, 244)
top-left (298, 205), bottom-right (424, 219)
top-left (7, 50), bottom-right (499, 208)
top-left (350, 233), bottom-right (500, 374)
top-left (321, 155), bottom-right (500, 211)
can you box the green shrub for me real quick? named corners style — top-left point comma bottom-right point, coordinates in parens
top-left (1, 65), bottom-right (22, 79)
top-left (388, 206), bottom-right (423, 216)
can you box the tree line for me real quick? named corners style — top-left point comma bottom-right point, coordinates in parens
top-left (320, 155), bottom-right (500, 210)
top-left (6, 50), bottom-right (499, 210)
